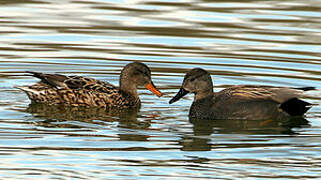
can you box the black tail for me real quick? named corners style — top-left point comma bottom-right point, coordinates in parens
top-left (280, 98), bottom-right (312, 116)
top-left (294, 87), bottom-right (316, 91)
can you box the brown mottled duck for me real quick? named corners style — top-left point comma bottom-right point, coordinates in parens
top-left (169, 68), bottom-right (315, 120)
top-left (16, 62), bottom-right (162, 108)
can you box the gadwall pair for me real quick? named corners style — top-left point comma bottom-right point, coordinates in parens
top-left (16, 62), bottom-right (314, 120)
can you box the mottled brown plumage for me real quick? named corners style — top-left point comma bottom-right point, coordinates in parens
top-left (169, 68), bottom-right (315, 120)
top-left (16, 62), bottom-right (162, 108)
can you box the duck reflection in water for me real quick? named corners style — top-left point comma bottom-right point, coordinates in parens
top-left (180, 117), bottom-right (310, 151)
top-left (22, 103), bottom-right (152, 132)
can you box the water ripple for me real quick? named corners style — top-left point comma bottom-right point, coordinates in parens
top-left (0, 0), bottom-right (321, 179)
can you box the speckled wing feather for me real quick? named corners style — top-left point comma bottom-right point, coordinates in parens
top-left (64, 75), bottom-right (116, 91)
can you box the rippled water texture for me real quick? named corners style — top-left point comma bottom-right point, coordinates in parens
top-left (1, 0), bottom-right (321, 179)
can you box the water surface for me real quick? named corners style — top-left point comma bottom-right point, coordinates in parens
top-left (0, 0), bottom-right (321, 179)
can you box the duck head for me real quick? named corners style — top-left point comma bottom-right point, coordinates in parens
top-left (120, 62), bottom-right (162, 97)
top-left (169, 68), bottom-right (213, 104)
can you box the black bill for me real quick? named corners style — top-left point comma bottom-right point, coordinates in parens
top-left (169, 88), bottom-right (189, 104)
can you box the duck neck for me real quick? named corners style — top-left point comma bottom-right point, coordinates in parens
top-left (120, 78), bottom-right (139, 100)
top-left (194, 88), bottom-right (214, 102)
top-left (190, 89), bottom-right (214, 119)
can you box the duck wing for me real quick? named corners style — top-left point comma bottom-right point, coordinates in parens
top-left (26, 71), bottom-right (69, 88)
top-left (217, 85), bottom-right (314, 103)
top-left (64, 76), bottom-right (116, 91)
top-left (27, 71), bottom-right (116, 91)
top-left (216, 85), bottom-right (315, 116)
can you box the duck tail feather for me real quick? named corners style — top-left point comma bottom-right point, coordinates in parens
top-left (294, 87), bottom-right (316, 91)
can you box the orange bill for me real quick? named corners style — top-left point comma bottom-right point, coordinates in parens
top-left (145, 83), bottom-right (162, 97)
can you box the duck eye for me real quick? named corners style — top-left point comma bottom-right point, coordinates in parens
top-left (134, 69), bottom-right (143, 75)
top-left (190, 78), bottom-right (195, 82)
